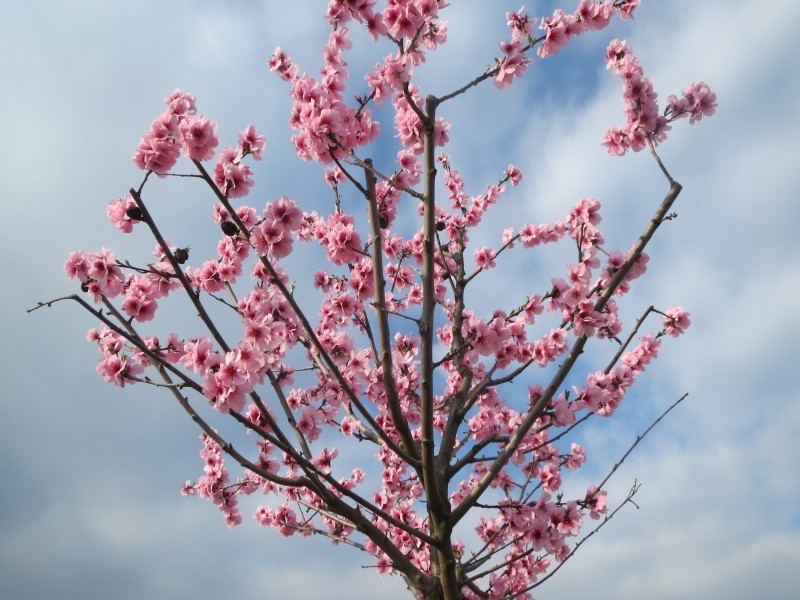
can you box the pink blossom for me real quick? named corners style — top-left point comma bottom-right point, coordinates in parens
top-left (605, 41), bottom-right (716, 155)
top-left (348, 258), bottom-right (375, 300)
top-left (551, 395), bottom-right (576, 426)
top-left (132, 130), bottom-right (180, 175)
top-left (179, 115), bottom-right (219, 161)
top-left (539, 462), bottom-right (561, 493)
top-left (383, 0), bottom-right (424, 39)
top-left (340, 415), bottom-right (360, 436)
top-left (267, 47), bottom-right (298, 82)
top-left (553, 501), bottom-right (582, 536)
top-left (313, 447), bottom-right (338, 474)
top-left (214, 146), bottom-right (254, 198)
top-left (585, 486), bottom-right (608, 519)
top-left (605, 39), bottom-right (630, 72)
top-left (193, 260), bottom-right (225, 293)
top-left (494, 41), bottom-right (532, 89)
top-left (572, 298), bottom-right (604, 337)
top-left (602, 126), bottom-right (630, 156)
top-left (663, 306), bottom-right (691, 337)
top-left (506, 7), bottom-right (536, 42)
top-left (323, 212), bottom-right (363, 265)
top-left (164, 89), bottom-right (196, 118)
top-left (180, 337), bottom-right (218, 373)
top-left (96, 354), bottom-right (143, 387)
top-left (121, 275), bottom-right (159, 322)
top-left (575, 0), bottom-right (612, 31)
top-left (251, 218), bottom-right (292, 259)
top-left (367, 53), bottom-right (412, 102)
top-left (622, 334), bottom-right (661, 373)
top-left (565, 443), bottom-right (586, 470)
top-left (505, 164), bottom-right (522, 186)
top-left (85, 248), bottom-right (125, 299)
top-left (265, 196), bottom-right (303, 231)
top-left (107, 195), bottom-right (139, 233)
top-left (365, 11), bottom-right (388, 40)
top-left (238, 125), bottom-right (266, 159)
top-left (474, 246), bottom-right (496, 270)
top-left (65, 250), bottom-right (89, 281)
top-left (678, 81), bottom-right (718, 124)
top-left (617, 0), bottom-right (641, 20)
top-left (537, 9), bottom-right (573, 58)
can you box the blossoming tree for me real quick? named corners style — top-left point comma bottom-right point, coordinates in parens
top-left (32, 1), bottom-right (716, 598)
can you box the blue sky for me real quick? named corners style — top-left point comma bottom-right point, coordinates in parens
top-left (2, 1), bottom-right (799, 599)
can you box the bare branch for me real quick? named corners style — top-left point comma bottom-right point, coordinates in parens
top-left (363, 158), bottom-right (420, 462)
top-left (595, 393), bottom-right (689, 493)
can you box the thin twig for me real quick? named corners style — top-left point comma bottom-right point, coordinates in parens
top-left (595, 393), bottom-right (689, 493)
top-left (522, 481), bottom-right (642, 595)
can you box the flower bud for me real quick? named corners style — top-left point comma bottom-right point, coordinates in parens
top-left (126, 206), bottom-right (145, 221)
top-left (173, 247), bottom-right (190, 264)
top-left (221, 221), bottom-right (238, 236)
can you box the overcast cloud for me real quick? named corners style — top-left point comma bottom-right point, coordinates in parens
top-left (2, 1), bottom-right (799, 599)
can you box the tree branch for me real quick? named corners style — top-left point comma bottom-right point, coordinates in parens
top-left (363, 159), bottom-right (420, 462)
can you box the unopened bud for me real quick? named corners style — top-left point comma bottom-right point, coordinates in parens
top-left (173, 247), bottom-right (190, 264)
top-left (126, 206), bottom-right (145, 221)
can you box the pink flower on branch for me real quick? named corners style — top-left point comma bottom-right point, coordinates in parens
top-left (604, 39), bottom-right (716, 155)
top-left (663, 306), bottom-right (691, 337)
top-left (106, 195), bottom-right (139, 233)
top-left (494, 41), bottom-right (532, 89)
top-left (179, 115), bottom-right (219, 161)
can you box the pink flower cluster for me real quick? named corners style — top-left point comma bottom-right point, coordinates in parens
top-left (131, 89), bottom-right (266, 200)
top-left (66, 244), bottom-right (182, 322)
top-left (132, 90), bottom-right (207, 175)
top-left (182, 434), bottom-right (242, 527)
top-left (305, 211), bottom-right (365, 266)
top-left (254, 502), bottom-right (300, 536)
top-left (65, 248), bottom-right (125, 301)
top-left (213, 139), bottom-right (257, 199)
top-left (272, 29), bottom-right (380, 163)
top-left (495, 0), bottom-right (640, 89)
top-left (106, 195), bottom-right (138, 233)
top-left (662, 305), bottom-right (691, 337)
top-left (394, 85), bottom-right (450, 154)
top-left (88, 326), bottom-right (144, 388)
top-left (603, 40), bottom-right (717, 155)
top-left (494, 39), bottom-right (533, 89)
top-left (667, 82), bottom-right (718, 125)
top-left (249, 196), bottom-right (303, 260)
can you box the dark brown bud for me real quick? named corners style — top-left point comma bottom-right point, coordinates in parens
top-left (378, 214), bottom-right (389, 229)
top-left (80, 282), bottom-right (89, 292)
top-left (436, 220), bottom-right (446, 232)
top-left (173, 247), bottom-right (190, 264)
top-left (221, 221), bottom-right (238, 236)
top-left (126, 206), bottom-right (145, 221)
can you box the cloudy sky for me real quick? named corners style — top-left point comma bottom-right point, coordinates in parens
top-left (2, 1), bottom-right (799, 599)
